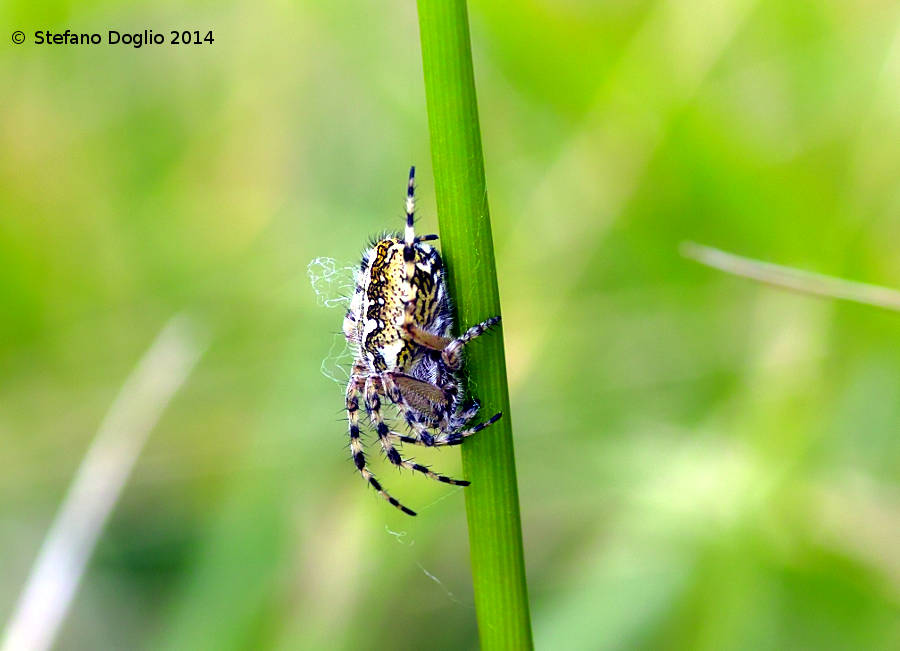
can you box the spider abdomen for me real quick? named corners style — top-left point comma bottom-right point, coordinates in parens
top-left (346, 236), bottom-right (448, 373)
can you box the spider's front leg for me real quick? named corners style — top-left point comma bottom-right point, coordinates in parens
top-left (441, 316), bottom-right (501, 370)
top-left (402, 317), bottom-right (502, 371)
top-left (402, 166), bottom-right (419, 311)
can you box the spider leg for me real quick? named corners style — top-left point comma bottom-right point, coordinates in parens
top-left (401, 167), bottom-right (425, 340)
top-left (381, 373), bottom-right (439, 447)
top-left (403, 165), bottom-right (417, 287)
top-left (401, 318), bottom-right (501, 370)
top-left (402, 324), bottom-right (451, 351)
top-left (392, 371), bottom-right (459, 431)
top-left (435, 411), bottom-right (503, 445)
top-left (365, 378), bottom-right (416, 515)
top-left (441, 316), bottom-right (501, 370)
top-left (398, 457), bottom-right (469, 485)
top-left (450, 399), bottom-right (481, 430)
top-left (348, 377), bottom-right (415, 516)
top-left (369, 376), bottom-right (468, 486)
top-left (385, 412), bottom-right (503, 447)
top-left (387, 371), bottom-right (451, 413)
top-left (381, 373), bottom-right (500, 446)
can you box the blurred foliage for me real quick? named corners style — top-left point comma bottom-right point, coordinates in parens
top-left (1, 0), bottom-right (899, 649)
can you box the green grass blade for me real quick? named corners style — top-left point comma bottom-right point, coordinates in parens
top-left (416, 1), bottom-right (533, 648)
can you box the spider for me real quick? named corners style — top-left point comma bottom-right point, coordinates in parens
top-left (342, 166), bottom-right (502, 516)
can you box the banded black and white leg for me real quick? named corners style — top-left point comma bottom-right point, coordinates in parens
top-left (368, 378), bottom-right (468, 485)
top-left (441, 316), bottom-right (502, 369)
top-left (448, 399), bottom-right (482, 431)
top-left (396, 165), bottom-right (499, 365)
top-left (402, 166), bottom-right (419, 314)
top-left (400, 167), bottom-right (440, 320)
top-left (403, 167), bottom-right (439, 250)
top-left (402, 316), bottom-right (502, 371)
top-left (364, 378), bottom-right (468, 509)
top-left (387, 412), bottom-right (503, 448)
top-left (381, 373), bottom-right (503, 447)
top-left (356, 378), bottom-right (416, 515)
top-left (385, 371), bottom-right (460, 433)
top-left (381, 372), bottom-right (441, 447)
top-left (382, 372), bottom-right (499, 447)
top-left (346, 373), bottom-right (414, 516)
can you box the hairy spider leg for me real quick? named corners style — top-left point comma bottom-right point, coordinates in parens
top-left (351, 378), bottom-right (416, 515)
top-left (382, 373), bottom-right (439, 447)
top-left (386, 371), bottom-right (452, 415)
top-left (387, 409), bottom-right (503, 447)
top-left (448, 400), bottom-right (482, 430)
top-left (382, 374), bottom-right (503, 447)
top-left (397, 315), bottom-right (504, 430)
top-left (400, 166), bottom-right (437, 348)
top-left (403, 316), bottom-right (502, 371)
top-left (346, 375), bottom-right (415, 516)
top-left (402, 323), bottom-right (450, 350)
top-left (403, 166), bottom-right (418, 313)
top-left (397, 371), bottom-right (465, 432)
top-left (365, 378), bottom-right (469, 488)
top-left (441, 316), bottom-right (502, 369)
top-left (436, 411), bottom-right (503, 445)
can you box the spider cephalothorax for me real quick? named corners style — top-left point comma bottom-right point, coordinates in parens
top-left (342, 166), bottom-right (501, 515)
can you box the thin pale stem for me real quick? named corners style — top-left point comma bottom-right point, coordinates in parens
top-left (682, 241), bottom-right (900, 312)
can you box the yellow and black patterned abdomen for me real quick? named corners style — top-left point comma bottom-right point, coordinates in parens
top-left (359, 237), bottom-right (446, 372)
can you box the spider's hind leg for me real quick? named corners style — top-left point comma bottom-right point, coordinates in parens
top-left (353, 378), bottom-right (416, 516)
top-left (381, 374), bottom-right (500, 448)
top-left (449, 400), bottom-right (481, 430)
top-left (381, 374), bottom-right (440, 447)
top-left (440, 411), bottom-right (503, 446)
top-left (366, 377), bottom-right (468, 495)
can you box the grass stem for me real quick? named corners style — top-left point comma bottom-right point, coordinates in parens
top-left (417, 1), bottom-right (533, 648)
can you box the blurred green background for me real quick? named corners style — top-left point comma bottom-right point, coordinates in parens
top-left (2, 0), bottom-right (899, 649)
